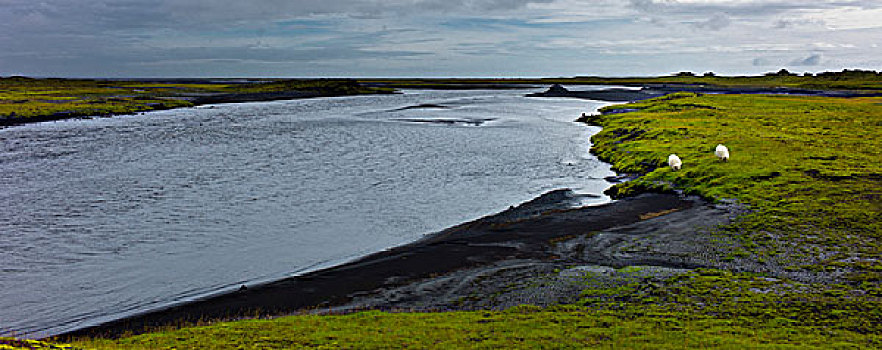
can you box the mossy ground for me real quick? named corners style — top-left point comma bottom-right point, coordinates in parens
top-left (0, 78), bottom-right (196, 121)
top-left (63, 267), bottom-right (882, 349)
top-left (69, 303), bottom-right (878, 349)
top-left (0, 337), bottom-right (74, 349)
top-left (0, 77), bottom-right (390, 124)
top-left (590, 93), bottom-right (881, 280)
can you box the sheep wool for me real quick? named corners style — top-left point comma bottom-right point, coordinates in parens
top-left (668, 154), bottom-right (682, 171)
top-left (715, 144), bottom-right (730, 161)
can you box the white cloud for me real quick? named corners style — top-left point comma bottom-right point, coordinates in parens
top-left (802, 7), bottom-right (882, 30)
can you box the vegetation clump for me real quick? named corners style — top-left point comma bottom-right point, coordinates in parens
top-left (0, 337), bottom-right (75, 349)
top-left (69, 304), bottom-right (879, 349)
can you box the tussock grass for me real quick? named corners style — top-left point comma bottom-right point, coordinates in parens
top-left (590, 93), bottom-right (882, 278)
top-left (70, 307), bottom-right (878, 349)
top-left (1, 337), bottom-right (74, 349)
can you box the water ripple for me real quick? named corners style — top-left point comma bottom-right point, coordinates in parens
top-left (0, 88), bottom-right (614, 337)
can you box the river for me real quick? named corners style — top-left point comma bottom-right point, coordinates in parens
top-left (0, 87), bottom-right (615, 337)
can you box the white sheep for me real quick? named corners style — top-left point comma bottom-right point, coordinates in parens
top-left (668, 154), bottom-right (682, 171)
top-left (715, 144), bottom-right (730, 161)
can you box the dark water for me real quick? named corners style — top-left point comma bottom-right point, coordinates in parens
top-left (0, 88), bottom-right (615, 337)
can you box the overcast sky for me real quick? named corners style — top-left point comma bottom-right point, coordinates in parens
top-left (2, 0), bottom-right (881, 77)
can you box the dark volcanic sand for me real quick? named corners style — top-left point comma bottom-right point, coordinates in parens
top-left (59, 190), bottom-right (744, 340)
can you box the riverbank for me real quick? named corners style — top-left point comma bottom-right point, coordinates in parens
top-left (58, 190), bottom-right (727, 338)
top-left (0, 77), bottom-right (393, 127)
top-left (37, 88), bottom-right (882, 348)
top-left (588, 92), bottom-right (881, 285)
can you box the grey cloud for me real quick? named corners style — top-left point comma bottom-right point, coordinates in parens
top-left (753, 58), bottom-right (772, 66)
top-left (413, 0), bottom-right (554, 12)
top-left (774, 19), bottom-right (792, 29)
top-left (2, 0), bottom-right (879, 77)
top-left (155, 45), bottom-right (427, 63)
top-left (1, 43), bottom-right (429, 77)
top-left (1, 0), bottom-right (555, 35)
top-left (774, 18), bottom-right (826, 29)
top-left (156, 0), bottom-right (557, 25)
top-left (630, 0), bottom-right (881, 17)
top-left (692, 13), bottom-right (731, 31)
top-left (790, 53), bottom-right (822, 66)
top-left (629, 0), bottom-right (660, 12)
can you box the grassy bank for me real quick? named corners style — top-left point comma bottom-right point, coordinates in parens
top-left (68, 303), bottom-right (878, 349)
top-left (61, 267), bottom-right (881, 349)
top-left (587, 93), bottom-right (881, 280)
top-left (0, 77), bottom-right (391, 126)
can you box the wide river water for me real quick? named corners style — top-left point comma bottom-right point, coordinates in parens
top-left (0, 87), bottom-right (615, 337)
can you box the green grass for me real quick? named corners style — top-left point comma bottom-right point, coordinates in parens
top-left (0, 77), bottom-right (217, 120)
top-left (589, 93), bottom-right (882, 277)
top-left (58, 268), bottom-right (882, 349)
top-left (69, 305), bottom-right (878, 349)
top-left (0, 77), bottom-right (390, 123)
top-left (0, 337), bottom-right (75, 349)
top-left (580, 268), bottom-right (881, 334)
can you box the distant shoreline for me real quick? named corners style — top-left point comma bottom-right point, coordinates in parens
top-left (5, 73), bottom-right (882, 128)
top-left (0, 78), bottom-right (394, 128)
top-left (525, 83), bottom-right (882, 101)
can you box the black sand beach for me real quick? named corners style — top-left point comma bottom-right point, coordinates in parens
top-left (59, 189), bottom-right (742, 340)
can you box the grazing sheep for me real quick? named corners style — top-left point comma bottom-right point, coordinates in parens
top-left (668, 154), bottom-right (682, 171)
top-left (715, 144), bottom-right (730, 161)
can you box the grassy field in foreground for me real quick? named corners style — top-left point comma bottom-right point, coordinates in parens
top-left (64, 305), bottom-right (877, 349)
top-left (58, 267), bottom-right (881, 349)
top-left (0, 77), bottom-right (389, 124)
top-left (61, 268), bottom-right (881, 349)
